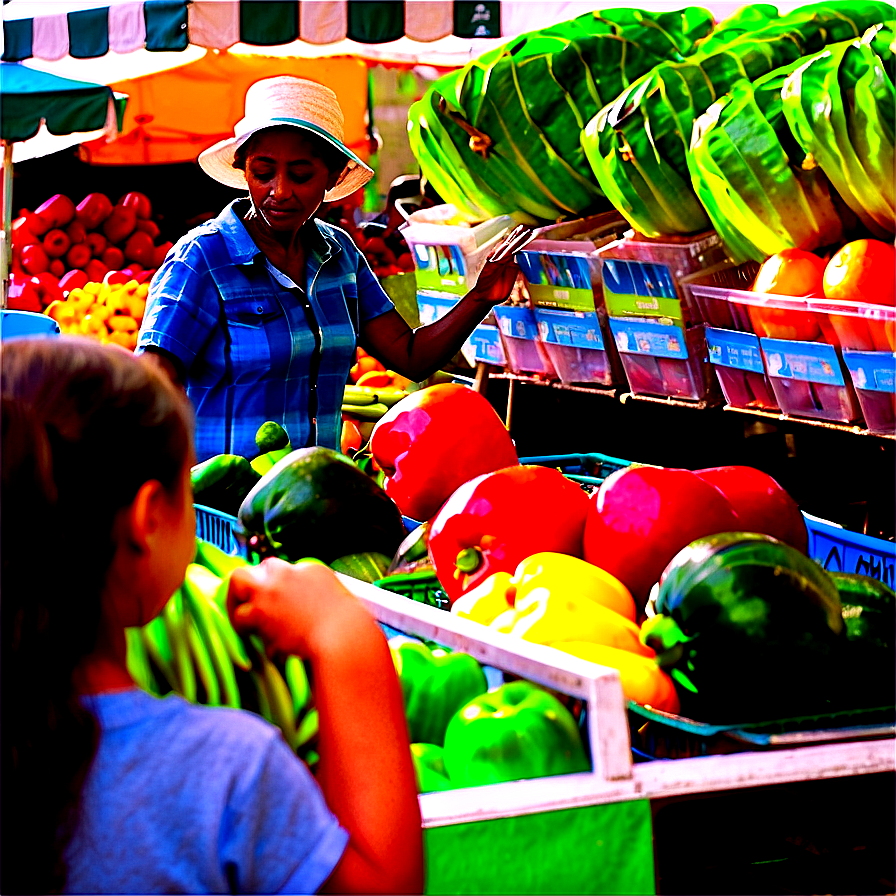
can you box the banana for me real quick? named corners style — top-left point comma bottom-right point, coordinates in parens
top-left (340, 402), bottom-right (391, 420)
top-left (295, 707), bottom-right (320, 750)
top-left (211, 576), bottom-right (253, 671)
top-left (194, 539), bottom-right (248, 579)
top-left (373, 387), bottom-right (408, 407)
top-left (263, 658), bottom-right (298, 748)
top-left (181, 571), bottom-right (242, 708)
top-left (125, 626), bottom-right (156, 694)
top-left (163, 587), bottom-right (197, 702)
top-left (185, 616), bottom-right (221, 706)
top-left (140, 615), bottom-right (177, 692)
top-left (284, 655), bottom-right (312, 716)
top-left (342, 385), bottom-right (380, 406)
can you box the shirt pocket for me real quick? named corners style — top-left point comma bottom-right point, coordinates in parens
top-left (222, 292), bottom-right (282, 329)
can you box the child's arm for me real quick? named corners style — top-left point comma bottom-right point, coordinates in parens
top-left (228, 559), bottom-right (424, 895)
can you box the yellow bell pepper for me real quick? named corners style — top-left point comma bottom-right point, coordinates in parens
top-left (511, 552), bottom-right (637, 621)
top-left (451, 571), bottom-right (514, 626)
top-left (490, 582), bottom-right (653, 657)
top-left (551, 641), bottom-right (680, 714)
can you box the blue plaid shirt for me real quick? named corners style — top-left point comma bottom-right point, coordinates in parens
top-left (137, 199), bottom-right (394, 463)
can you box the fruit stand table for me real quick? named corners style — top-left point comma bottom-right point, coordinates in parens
top-left (339, 575), bottom-right (895, 895)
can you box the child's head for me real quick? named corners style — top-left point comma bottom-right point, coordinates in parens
top-left (1, 336), bottom-right (195, 893)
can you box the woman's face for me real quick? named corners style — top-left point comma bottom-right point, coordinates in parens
top-left (244, 129), bottom-right (342, 233)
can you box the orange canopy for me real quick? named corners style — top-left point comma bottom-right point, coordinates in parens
top-left (79, 49), bottom-right (370, 167)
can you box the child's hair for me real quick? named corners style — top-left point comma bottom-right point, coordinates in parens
top-left (0, 337), bottom-right (194, 894)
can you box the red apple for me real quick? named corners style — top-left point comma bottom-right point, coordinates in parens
top-left (102, 206), bottom-right (137, 244)
top-left (59, 269), bottom-right (90, 292)
top-left (118, 191), bottom-right (152, 220)
top-left (101, 246), bottom-right (126, 270)
top-left (693, 466), bottom-right (808, 554)
top-left (65, 242), bottom-right (92, 270)
top-left (582, 466), bottom-right (740, 607)
top-left (42, 228), bottom-right (71, 258)
top-left (123, 230), bottom-right (156, 267)
top-left (35, 193), bottom-right (76, 230)
top-left (86, 231), bottom-right (108, 257)
top-left (21, 243), bottom-right (50, 275)
top-left (76, 192), bottom-right (114, 229)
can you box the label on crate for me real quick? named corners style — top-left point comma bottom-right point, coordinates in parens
top-left (535, 309), bottom-right (606, 351)
top-left (495, 305), bottom-right (540, 340)
top-left (518, 250), bottom-right (596, 311)
top-left (759, 338), bottom-right (846, 386)
top-left (416, 293), bottom-right (457, 326)
top-left (599, 258), bottom-right (686, 321)
top-left (411, 243), bottom-right (469, 295)
top-left (842, 350), bottom-right (896, 393)
top-left (609, 318), bottom-right (689, 359)
top-left (705, 327), bottom-right (765, 372)
top-left (466, 325), bottom-right (506, 366)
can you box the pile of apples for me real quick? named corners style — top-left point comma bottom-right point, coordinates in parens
top-left (7, 190), bottom-right (173, 313)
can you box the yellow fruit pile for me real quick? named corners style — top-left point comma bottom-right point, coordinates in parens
top-left (45, 279), bottom-right (148, 350)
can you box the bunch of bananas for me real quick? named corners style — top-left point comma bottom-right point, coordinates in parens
top-left (124, 541), bottom-right (319, 766)
top-left (341, 383), bottom-right (408, 422)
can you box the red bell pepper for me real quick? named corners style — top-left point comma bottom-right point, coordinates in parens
top-left (118, 191), bottom-right (153, 220)
top-left (369, 383), bottom-right (519, 523)
top-left (124, 230), bottom-right (156, 267)
top-left (102, 205), bottom-right (137, 245)
top-left (428, 464), bottom-right (591, 604)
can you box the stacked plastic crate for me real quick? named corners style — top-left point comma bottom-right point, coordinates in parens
top-left (512, 213), bottom-right (629, 388)
top-left (683, 261), bottom-right (894, 432)
top-left (596, 230), bottom-right (728, 402)
top-left (400, 211), bottom-right (513, 369)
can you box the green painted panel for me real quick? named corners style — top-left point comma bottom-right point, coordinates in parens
top-left (424, 799), bottom-right (655, 895)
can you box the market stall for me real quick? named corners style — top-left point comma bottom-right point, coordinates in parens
top-left (3, 1), bottom-right (895, 893)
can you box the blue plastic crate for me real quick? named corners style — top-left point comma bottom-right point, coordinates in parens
top-left (803, 513), bottom-right (895, 589)
top-left (520, 452), bottom-right (634, 488)
top-left (194, 504), bottom-right (245, 558)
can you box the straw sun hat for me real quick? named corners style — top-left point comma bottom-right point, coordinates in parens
top-left (198, 76), bottom-right (374, 202)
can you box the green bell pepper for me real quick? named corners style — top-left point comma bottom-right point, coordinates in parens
top-left (391, 641), bottom-right (488, 747)
top-left (442, 680), bottom-right (589, 788)
top-left (410, 743), bottom-right (454, 793)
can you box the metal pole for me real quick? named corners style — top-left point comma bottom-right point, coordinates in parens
top-left (1, 139), bottom-right (13, 309)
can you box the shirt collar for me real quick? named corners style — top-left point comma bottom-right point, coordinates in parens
top-left (217, 198), bottom-right (341, 267)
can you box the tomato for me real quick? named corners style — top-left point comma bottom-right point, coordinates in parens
top-left (748, 248), bottom-right (827, 341)
top-left (823, 239), bottom-right (896, 306)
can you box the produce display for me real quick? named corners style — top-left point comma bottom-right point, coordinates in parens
top-left (7, 190), bottom-right (172, 317)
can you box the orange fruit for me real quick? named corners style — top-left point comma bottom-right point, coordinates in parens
top-left (355, 369), bottom-right (393, 388)
top-left (340, 415), bottom-right (363, 455)
top-left (349, 354), bottom-right (386, 383)
top-left (749, 248), bottom-right (827, 341)
top-left (823, 239), bottom-right (896, 306)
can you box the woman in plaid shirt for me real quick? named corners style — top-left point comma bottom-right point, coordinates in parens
top-left (138, 76), bottom-right (518, 463)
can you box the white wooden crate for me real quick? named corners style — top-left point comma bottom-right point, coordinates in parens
top-left (338, 575), bottom-right (896, 828)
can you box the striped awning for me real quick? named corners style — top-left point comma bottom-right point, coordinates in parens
top-left (1, 1), bottom-right (609, 63)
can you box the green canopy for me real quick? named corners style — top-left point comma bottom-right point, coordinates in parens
top-left (1, 61), bottom-right (126, 142)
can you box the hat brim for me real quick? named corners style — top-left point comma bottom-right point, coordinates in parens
top-left (198, 121), bottom-right (374, 203)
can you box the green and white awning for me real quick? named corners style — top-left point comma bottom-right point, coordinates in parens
top-left (2, 1), bottom-right (609, 62)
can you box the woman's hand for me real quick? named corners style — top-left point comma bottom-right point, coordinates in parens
top-left (469, 255), bottom-right (521, 305)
